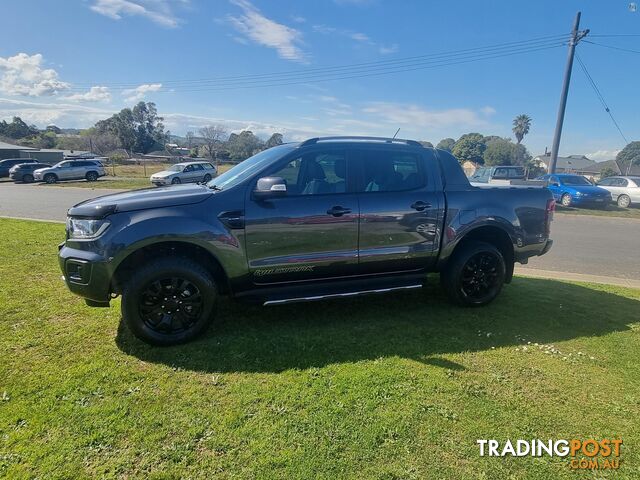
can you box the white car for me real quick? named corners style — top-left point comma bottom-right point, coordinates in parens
top-left (150, 161), bottom-right (217, 186)
top-left (596, 176), bottom-right (640, 208)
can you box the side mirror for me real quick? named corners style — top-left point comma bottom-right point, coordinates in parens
top-left (550, 182), bottom-right (559, 187)
top-left (254, 176), bottom-right (287, 199)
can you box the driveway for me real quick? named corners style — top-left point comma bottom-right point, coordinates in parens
top-left (0, 181), bottom-right (124, 222)
top-left (1, 182), bottom-right (639, 280)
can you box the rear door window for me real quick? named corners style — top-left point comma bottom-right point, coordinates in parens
top-left (358, 150), bottom-right (424, 192)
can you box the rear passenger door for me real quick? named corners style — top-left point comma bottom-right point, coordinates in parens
top-left (355, 147), bottom-right (443, 274)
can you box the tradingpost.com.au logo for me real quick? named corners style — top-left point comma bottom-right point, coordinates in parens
top-left (477, 439), bottom-right (623, 470)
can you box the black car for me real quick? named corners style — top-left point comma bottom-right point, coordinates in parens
top-left (59, 136), bottom-right (554, 346)
top-left (0, 158), bottom-right (37, 178)
top-left (9, 162), bottom-right (52, 183)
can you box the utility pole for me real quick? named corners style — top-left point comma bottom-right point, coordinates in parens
top-left (549, 12), bottom-right (589, 174)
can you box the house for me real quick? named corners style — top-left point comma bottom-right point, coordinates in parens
top-left (0, 140), bottom-right (36, 160)
top-left (533, 152), bottom-right (600, 176)
top-left (594, 158), bottom-right (640, 177)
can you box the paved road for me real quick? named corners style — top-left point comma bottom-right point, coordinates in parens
top-left (0, 181), bottom-right (124, 222)
top-left (1, 182), bottom-right (639, 279)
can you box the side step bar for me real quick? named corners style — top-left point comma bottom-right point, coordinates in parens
top-left (263, 284), bottom-right (422, 306)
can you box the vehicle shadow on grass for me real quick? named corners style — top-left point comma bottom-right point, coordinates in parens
top-left (115, 277), bottom-right (639, 373)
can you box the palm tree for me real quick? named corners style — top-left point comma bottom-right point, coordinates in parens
top-left (512, 114), bottom-right (532, 144)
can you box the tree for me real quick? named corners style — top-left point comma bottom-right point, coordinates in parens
top-left (512, 114), bottom-right (532, 144)
top-left (484, 138), bottom-right (531, 166)
top-left (45, 125), bottom-right (61, 134)
top-left (0, 116), bottom-right (38, 139)
top-left (95, 102), bottom-right (165, 154)
top-left (265, 133), bottom-right (284, 149)
top-left (599, 166), bottom-right (617, 179)
top-left (227, 130), bottom-right (264, 161)
top-left (436, 138), bottom-right (455, 152)
top-left (452, 133), bottom-right (486, 164)
top-left (199, 125), bottom-right (228, 165)
top-left (616, 141), bottom-right (640, 175)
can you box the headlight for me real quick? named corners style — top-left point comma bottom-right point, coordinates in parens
top-left (66, 218), bottom-right (110, 239)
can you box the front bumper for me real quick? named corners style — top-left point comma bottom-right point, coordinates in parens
top-left (59, 243), bottom-right (113, 304)
top-left (571, 196), bottom-right (610, 206)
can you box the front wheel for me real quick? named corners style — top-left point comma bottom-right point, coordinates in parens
top-left (121, 257), bottom-right (217, 345)
top-left (617, 194), bottom-right (631, 208)
top-left (44, 173), bottom-right (57, 184)
top-left (171, 177), bottom-right (181, 185)
top-left (561, 193), bottom-right (572, 207)
top-left (441, 241), bottom-right (506, 306)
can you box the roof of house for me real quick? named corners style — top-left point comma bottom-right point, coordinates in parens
top-left (534, 153), bottom-right (597, 171)
top-left (0, 141), bottom-right (36, 150)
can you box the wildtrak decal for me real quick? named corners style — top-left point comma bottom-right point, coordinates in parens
top-left (254, 265), bottom-right (315, 276)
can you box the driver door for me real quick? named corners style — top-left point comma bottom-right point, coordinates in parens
top-left (244, 147), bottom-right (359, 284)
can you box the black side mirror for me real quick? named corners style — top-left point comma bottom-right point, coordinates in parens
top-left (254, 176), bottom-right (287, 199)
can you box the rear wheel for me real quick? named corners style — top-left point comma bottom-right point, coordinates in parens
top-left (441, 241), bottom-right (506, 306)
top-left (561, 193), bottom-right (572, 207)
top-left (203, 173), bottom-right (212, 182)
top-left (86, 171), bottom-right (98, 182)
top-left (44, 173), bottom-right (57, 184)
top-left (22, 174), bottom-right (34, 183)
top-left (617, 194), bottom-right (631, 208)
top-left (121, 257), bottom-right (217, 346)
top-left (171, 177), bottom-right (181, 185)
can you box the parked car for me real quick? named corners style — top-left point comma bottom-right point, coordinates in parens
top-left (537, 174), bottom-right (611, 207)
top-left (150, 161), bottom-right (216, 186)
top-left (0, 158), bottom-right (37, 178)
top-left (34, 160), bottom-right (106, 184)
top-left (9, 162), bottom-right (52, 183)
top-left (596, 176), bottom-right (640, 208)
top-left (469, 165), bottom-right (526, 183)
top-left (59, 136), bottom-right (554, 345)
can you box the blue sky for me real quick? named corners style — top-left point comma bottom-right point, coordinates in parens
top-left (0, 0), bottom-right (638, 159)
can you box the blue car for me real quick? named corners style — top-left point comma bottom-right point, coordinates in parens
top-left (537, 174), bottom-right (611, 208)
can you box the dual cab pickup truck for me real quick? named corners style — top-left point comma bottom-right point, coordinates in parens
top-left (59, 136), bottom-right (554, 345)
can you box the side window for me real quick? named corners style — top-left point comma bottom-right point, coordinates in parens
top-left (269, 149), bottom-right (347, 195)
top-left (493, 167), bottom-right (509, 178)
top-left (598, 178), bottom-right (613, 186)
top-left (204, 163), bottom-right (214, 170)
top-left (617, 178), bottom-right (628, 187)
top-left (360, 150), bottom-right (424, 192)
top-left (192, 164), bottom-right (203, 171)
top-left (549, 175), bottom-right (559, 185)
top-left (183, 165), bottom-right (194, 172)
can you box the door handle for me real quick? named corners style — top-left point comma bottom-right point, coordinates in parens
top-left (411, 201), bottom-right (431, 211)
top-left (327, 206), bottom-right (352, 217)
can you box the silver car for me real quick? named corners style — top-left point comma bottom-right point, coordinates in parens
top-left (150, 161), bottom-right (217, 186)
top-left (34, 160), bottom-right (107, 184)
top-left (596, 176), bottom-right (640, 208)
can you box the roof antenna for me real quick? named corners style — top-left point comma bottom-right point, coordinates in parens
top-left (392, 128), bottom-right (400, 139)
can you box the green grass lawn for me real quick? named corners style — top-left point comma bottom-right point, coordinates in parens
top-left (556, 204), bottom-right (640, 219)
top-left (1, 218), bottom-right (639, 479)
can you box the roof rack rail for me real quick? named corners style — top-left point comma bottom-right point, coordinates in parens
top-left (299, 136), bottom-right (423, 148)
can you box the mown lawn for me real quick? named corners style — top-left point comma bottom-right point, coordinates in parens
top-left (1, 218), bottom-right (639, 479)
top-left (556, 204), bottom-right (640, 219)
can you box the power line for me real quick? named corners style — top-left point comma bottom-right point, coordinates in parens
top-left (583, 40), bottom-right (640, 54)
top-left (575, 52), bottom-right (629, 144)
top-left (67, 34), bottom-right (569, 91)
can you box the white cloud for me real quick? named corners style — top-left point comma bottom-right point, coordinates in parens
top-left (313, 24), bottom-right (396, 54)
top-left (362, 102), bottom-right (493, 128)
top-left (228, 0), bottom-right (307, 63)
top-left (65, 86), bottom-right (111, 102)
top-left (378, 44), bottom-right (398, 55)
top-left (0, 53), bottom-right (70, 97)
top-left (587, 149), bottom-right (620, 161)
top-left (89, 0), bottom-right (186, 28)
top-left (122, 83), bottom-right (162, 102)
top-left (0, 97), bottom-right (114, 127)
